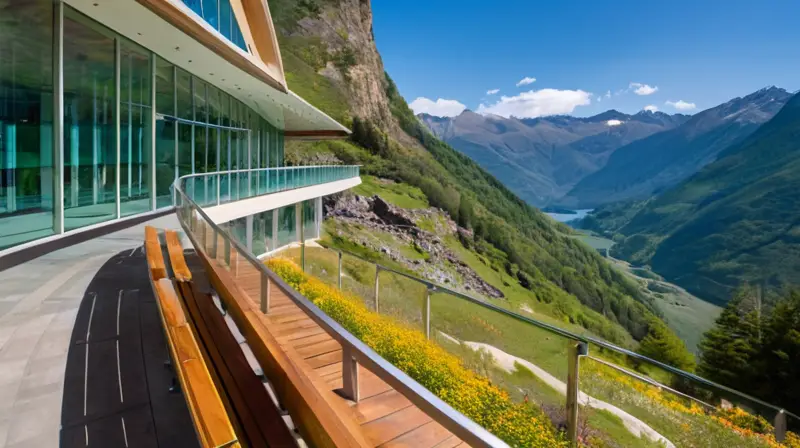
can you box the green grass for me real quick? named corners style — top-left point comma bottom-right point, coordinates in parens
top-left (352, 175), bottom-right (429, 209)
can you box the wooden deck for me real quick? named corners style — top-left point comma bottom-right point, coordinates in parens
top-left (214, 240), bottom-right (467, 447)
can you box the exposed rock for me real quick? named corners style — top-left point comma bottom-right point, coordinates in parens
top-left (325, 192), bottom-right (504, 300)
top-left (370, 196), bottom-right (415, 227)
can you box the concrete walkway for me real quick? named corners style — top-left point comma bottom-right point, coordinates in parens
top-left (0, 215), bottom-right (181, 448)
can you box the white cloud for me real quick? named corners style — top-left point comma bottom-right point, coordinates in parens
top-left (597, 97), bottom-right (602, 103)
top-left (516, 77), bottom-right (537, 87)
top-left (643, 104), bottom-right (659, 112)
top-left (477, 88), bottom-right (592, 118)
top-left (410, 97), bottom-right (467, 117)
top-left (629, 82), bottom-right (659, 95)
top-left (605, 90), bottom-right (611, 99)
top-left (607, 119), bottom-right (623, 126)
top-left (665, 100), bottom-right (697, 111)
top-left (486, 89), bottom-right (500, 95)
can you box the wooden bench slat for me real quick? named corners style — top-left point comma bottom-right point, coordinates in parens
top-left (145, 226), bottom-right (168, 281)
top-left (155, 279), bottom-right (187, 327)
top-left (166, 230), bottom-right (193, 282)
top-left (179, 281), bottom-right (296, 448)
top-left (146, 229), bottom-right (240, 448)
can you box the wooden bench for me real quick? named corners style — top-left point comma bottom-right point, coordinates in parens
top-left (145, 226), bottom-right (240, 448)
top-left (164, 231), bottom-right (296, 448)
top-left (194, 233), bottom-right (373, 448)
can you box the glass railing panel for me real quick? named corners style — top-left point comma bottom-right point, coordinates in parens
top-left (580, 347), bottom-right (799, 447)
top-left (179, 165), bottom-right (360, 206)
top-left (299, 246), bottom-right (340, 287)
top-left (335, 251), bottom-right (378, 310)
top-left (375, 269), bottom-right (427, 333)
top-left (428, 290), bottom-right (574, 439)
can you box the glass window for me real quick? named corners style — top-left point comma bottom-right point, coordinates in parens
top-left (277, 205), bottom-right (296, 248)
top-left (63, 13), bottom-right (116, 231)
top-left (155, 57), bottom-right (175, 208)
top-left (193, 78), bottom-right (207, 174)
top-left (155, 57), bottom-right (174, 116)
top-left (120, 42), bottom-right (152, 217)
top-left (155, 119), bottom-right (175, 208)
top-left (176, 68), bottom-right (192, 120)
top-left (303, 200), bottom-right (316, 241)
top-left (0, 0), bottom-right (55, 250)
top-left (181, 0), bottom-right (203, 18)
top-left (206, 84), bottom-right (219, 173)
top-left (201, 0), bottom-right (219, 30)
top-left (219, 0), bottom-right (231, 43)
top-left (252, 209), bottom-right (272, 255)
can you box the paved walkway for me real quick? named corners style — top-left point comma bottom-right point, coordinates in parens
top-left (0, 215), bottom-right (181, 448)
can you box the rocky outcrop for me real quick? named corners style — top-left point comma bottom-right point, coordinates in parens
top-left (289, 0), bottom-right (421, 148)
top-left (324, 193), bottom-right (504, 299)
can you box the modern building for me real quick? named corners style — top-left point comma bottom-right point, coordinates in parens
top-left (0, 0), bottom-right (355, 255)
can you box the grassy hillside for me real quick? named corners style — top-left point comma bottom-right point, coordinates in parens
top-left (587, 93), bottom-right (800, 305)
top-left (270, 0), bottom-right (683, 347)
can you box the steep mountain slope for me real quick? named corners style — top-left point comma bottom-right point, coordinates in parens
top-left (562, 87), bottom-right (793, 208)
top-left (419, 110), bottom-right (688, 206)
top-left (594, 92), bottom-right (800, 304)
top-left (269, 0), bottom-right (672, 344)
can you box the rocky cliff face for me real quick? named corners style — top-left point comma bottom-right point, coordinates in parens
top-left (293, 1), bottom-right (389, 124)
top-left (281, 0), bottom-right (417, 145)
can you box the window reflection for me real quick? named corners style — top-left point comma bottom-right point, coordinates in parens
top-left (181, 0), bottom-right (248, 52)
top-left (63, 13), bottom-right (117, 231)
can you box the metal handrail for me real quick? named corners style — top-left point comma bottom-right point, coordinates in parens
top-left (318, 243), bottom-right (589, 343)
top-left (313, 243), bottom-right (800, 422)
top-left (172, 174), bottom-right (509, 448)
top-left (179, 164), bottom-right (362, 181)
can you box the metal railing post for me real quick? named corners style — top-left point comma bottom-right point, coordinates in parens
top-left (374, 266), bottom-right (380, 312)
top-left (260, 272), bottom-right (270, 314)
top-left (775, 409), bottom-right (787, 442)
top-left (337, 251), bottom-right (343, 289)
top-left (566, 341), bottom-right (588, 447)
top-left (424, 287), bottom-right (434, 339)
top-left (342, 345), bottom-right (359, 402)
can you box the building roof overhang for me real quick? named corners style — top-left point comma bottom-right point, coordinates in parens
top-left (65, 0), bottom-right (350, 139)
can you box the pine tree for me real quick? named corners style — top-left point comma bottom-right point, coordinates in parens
top-left (638, 318), bottom-right (696, 372)
top-left (756, 290), bottom-right (800, 411)
top-left (697, 286), bottom-right (762, 391)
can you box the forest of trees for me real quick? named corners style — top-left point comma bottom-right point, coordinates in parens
top-left (698, 286), bottom-right (800, 413)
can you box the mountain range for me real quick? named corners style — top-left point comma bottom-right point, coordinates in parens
top-left (420, 87), bottom-right (792, 209)
top-left (419, 109), bottom-right (689, 206)
top-left (583, 91), bottom-right (800, 304)
top-left (562, 86), bottom-right (793, 208)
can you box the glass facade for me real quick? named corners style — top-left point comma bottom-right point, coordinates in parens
top-left (0, 1), bottom-right (55, 247)
top-left (228, 199), bottom-right (322, 257)
top-left (180, 0), bottom-right (249, 52)
top-left (0, 1), bottom-right (287, 251)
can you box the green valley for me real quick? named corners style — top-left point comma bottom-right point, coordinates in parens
top-left (581, 92), bottom-right (800, 306)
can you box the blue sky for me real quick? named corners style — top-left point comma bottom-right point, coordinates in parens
top-left (372, 0), bottom-right (800, 118)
